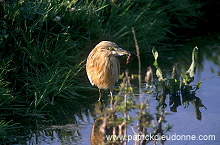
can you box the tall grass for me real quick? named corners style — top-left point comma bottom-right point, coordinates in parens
top-left (0, 0), bottom-right (203, 142)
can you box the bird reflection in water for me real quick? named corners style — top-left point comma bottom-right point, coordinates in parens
top-left (90, 102), bottom-right (126, 145)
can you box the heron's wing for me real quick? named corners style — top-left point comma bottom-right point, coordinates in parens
top-left (86, 47), bottom-right (119, 90)
top-left (86, 49), bottom-right (111, 88)
top-left (86, 49), bottom-right (97, 86)
top-left (109, 56), bottom-right (120, 82)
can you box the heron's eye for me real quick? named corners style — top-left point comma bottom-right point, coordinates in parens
top-left (109, 47), bottom-right (117, 51)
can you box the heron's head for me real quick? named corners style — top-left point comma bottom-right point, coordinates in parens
top-left (97, 41), bottom-right (130, 56)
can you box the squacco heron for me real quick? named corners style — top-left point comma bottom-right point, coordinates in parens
top-left (86, 41), bottom-right (130, 101)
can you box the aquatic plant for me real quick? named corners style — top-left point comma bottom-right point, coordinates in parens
top-left (152, 47), bottom-right (206, 120)
top-left (0, 0), bottom-right (204, 143)
top-left (90, 33), bottom-right (206, 144)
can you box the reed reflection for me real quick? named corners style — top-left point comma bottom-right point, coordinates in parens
top-left (90, 70), bottom-right (170, 145)
top-left (90, 47), bottom-right (206, 145)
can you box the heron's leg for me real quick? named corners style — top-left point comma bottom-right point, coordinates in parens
top-left (98, 89), bottom-right (102, 101)
top-left (110, 89), bottom-right (113, 100)
top-left (50, 96), bottom-right (55, 105)
top-left (110, 88), bottom-right (113, 110)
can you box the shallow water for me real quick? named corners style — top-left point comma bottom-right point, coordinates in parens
top-left (164, 58), bottom-right (220, 145)
top-left (13, 37), bottom-right (220, 145)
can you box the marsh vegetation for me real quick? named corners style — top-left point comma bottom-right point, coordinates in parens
top-left (0, 0), bottom-right (219, 144)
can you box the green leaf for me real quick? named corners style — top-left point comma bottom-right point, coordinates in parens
top-left (182, 46), bottom-right (199, 85)
top-left (152, 48), bottom-right (166, 82)
top-left (196, 81), bottom-right (202, 89)
top-left (152, 47), bottom-right (158, 61)
top-left (186, 46), bottom-right (198, 78)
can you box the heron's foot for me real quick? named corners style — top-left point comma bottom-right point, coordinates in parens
top-left (97, 89), bottom-right (102, 102)
top-left (97, 94), bottom-right (102, 102)
top-left (50, 101), bottom-right (55, 105)
top-left (97, 97), bottom-right (101, 102)
top-left (50, 97), bottom-right (55, 105)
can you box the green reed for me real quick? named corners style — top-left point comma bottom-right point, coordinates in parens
top-left (0, 0), bottom-right (203, 143)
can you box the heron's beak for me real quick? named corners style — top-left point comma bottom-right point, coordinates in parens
top-left (112, 48), bottom-right (130, 56)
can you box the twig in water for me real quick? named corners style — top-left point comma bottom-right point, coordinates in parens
top-left (132, 27), bottom-right (142, 94)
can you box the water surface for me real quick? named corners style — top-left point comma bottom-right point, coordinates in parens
top-left (14, 37), bottom-right (220, 145)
